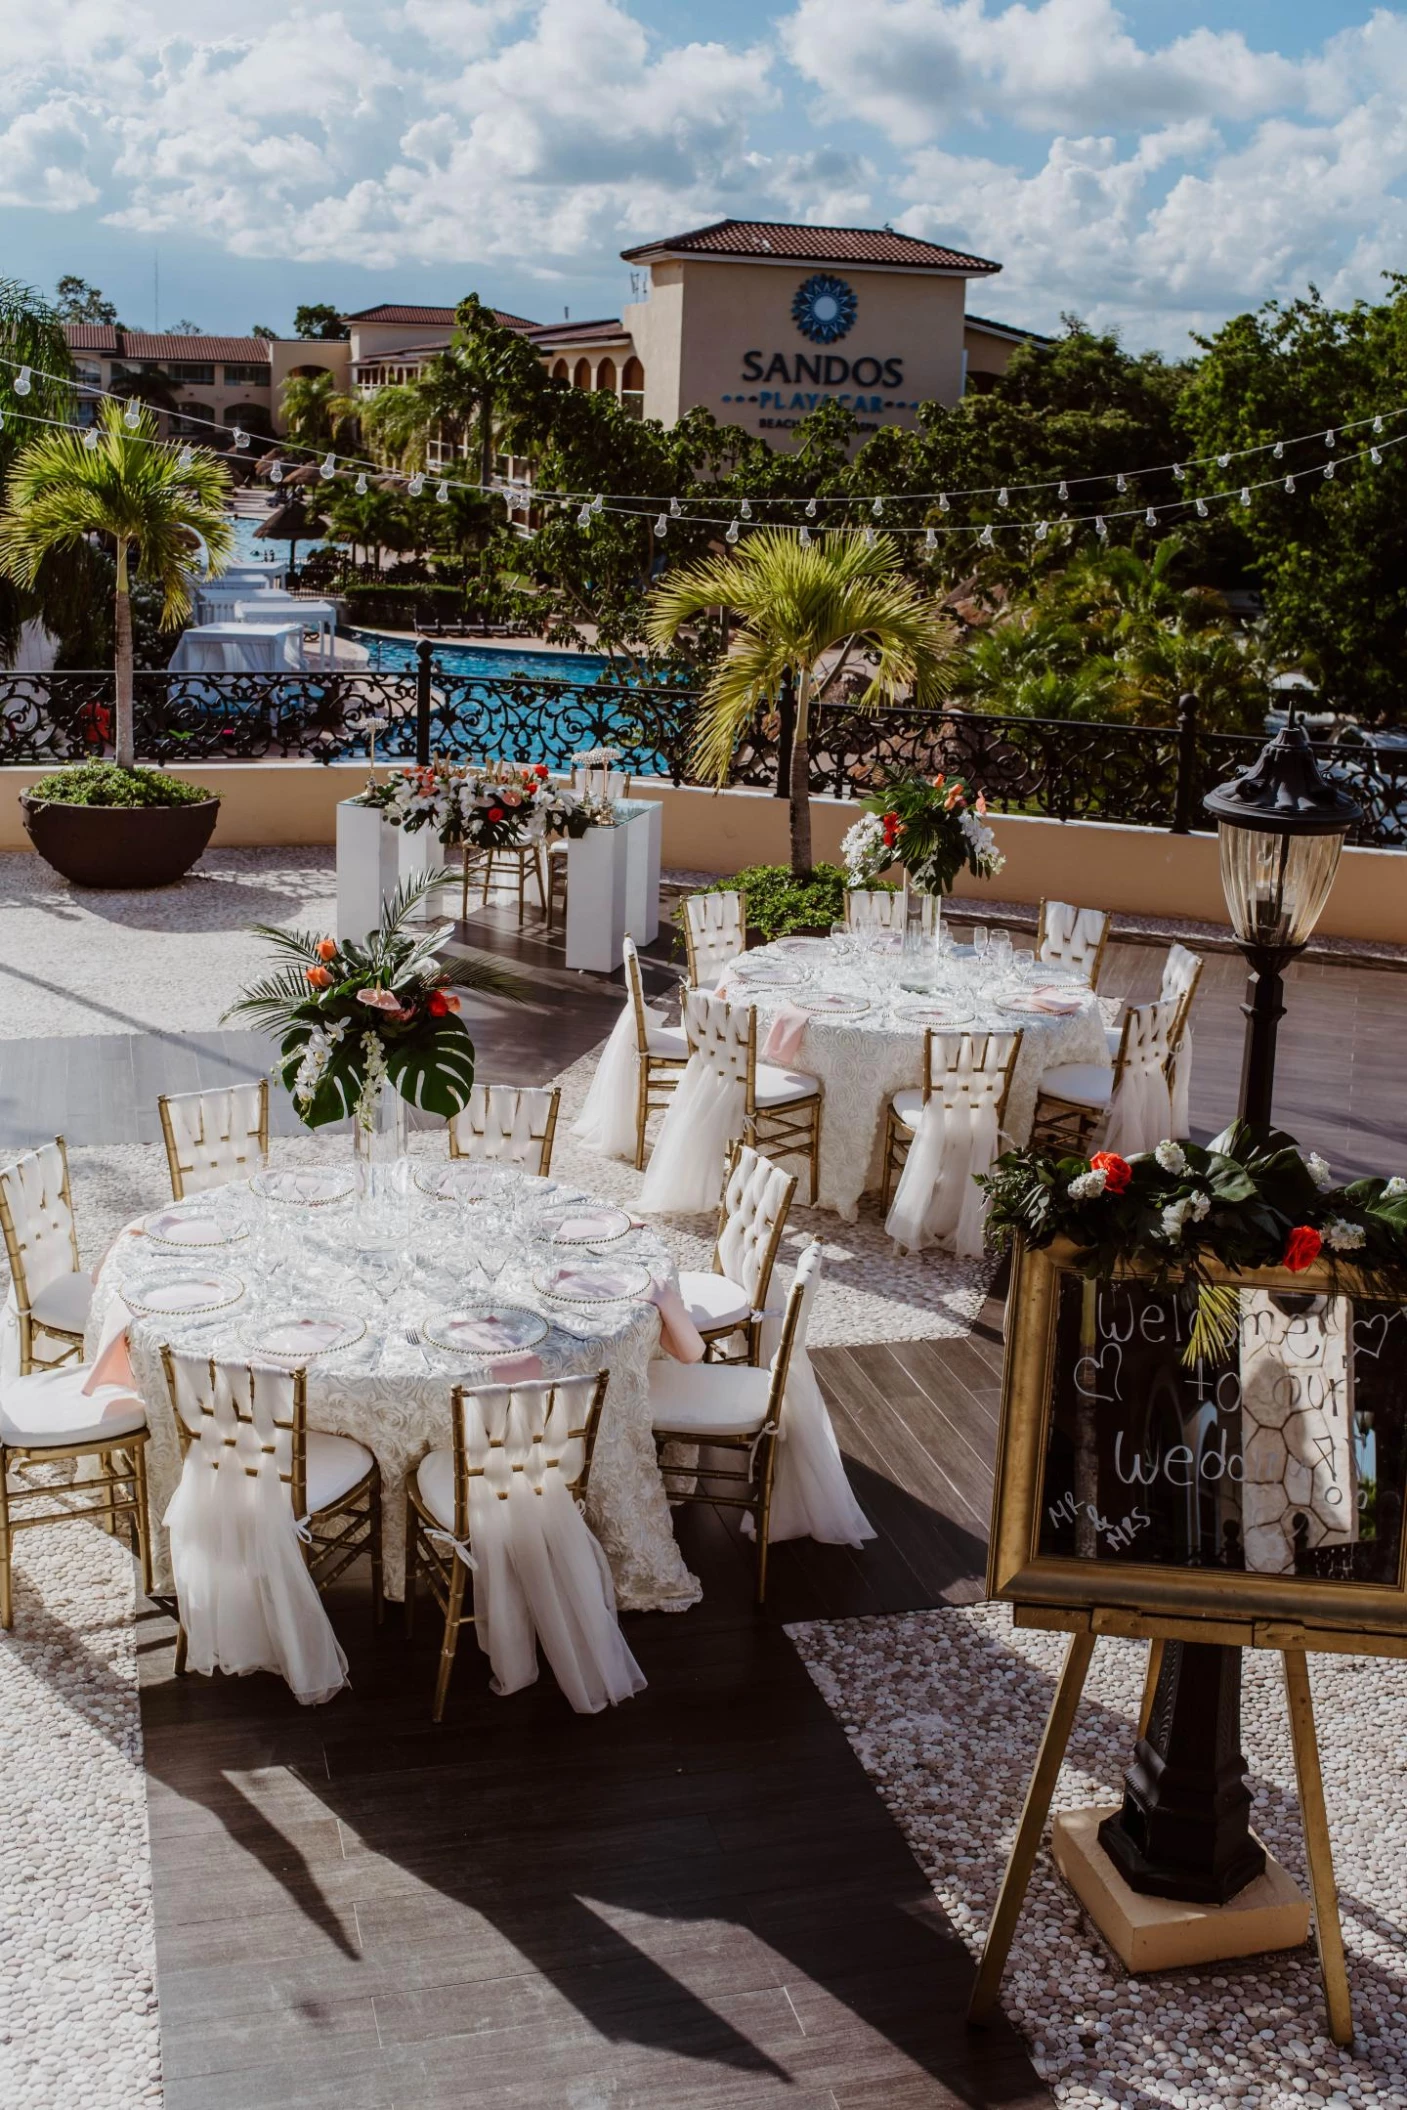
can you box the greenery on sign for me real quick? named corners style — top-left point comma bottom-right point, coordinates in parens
top-left (25, 762), bottom-right (215, 808)
top-left (225, 873), bottom-right (521, 1131)
top-left (684, 864), bottom-right (850, 944)
top-left (980, 1121), bottom-right (1407, 1363)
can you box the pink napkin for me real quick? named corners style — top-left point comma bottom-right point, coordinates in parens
top-left (490, 1351), bottom-right (545, 1383)
top-left (647, 1277), bottom-right (706, 1362)
top-left (762, 1004), bottom-right (809, 1066)
top-left (1027, 992), bottom-right (1083, 1016)
top-left (83, 1294), bottom-right (136, 1395)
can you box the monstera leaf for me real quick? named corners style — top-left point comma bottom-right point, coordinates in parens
top-left (382, 1016), bottom-right (477, 1118)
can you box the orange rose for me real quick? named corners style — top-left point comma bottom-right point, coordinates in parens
top-left (305, 965), bottom-right (332, 989)
top-left (315, 937), bottom-right (337, 962)
top-left (1090, 1151), bottom-right (1132, 1194)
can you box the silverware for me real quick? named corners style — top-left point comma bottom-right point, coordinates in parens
top-left (404, 1326), bottom-right (432, 1372)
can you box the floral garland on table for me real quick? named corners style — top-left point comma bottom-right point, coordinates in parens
top-left (979, 1119), bottom-right (1407, 1363)
top-left (224, 874), bottom-right (519, 1130)
top-left (840, 772), bottom-right (1005, 895)
top-left (356, 761), bottom-right (611, 849)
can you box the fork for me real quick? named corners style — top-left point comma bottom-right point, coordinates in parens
top-left (404, 1326), bottom-right (432, 1372)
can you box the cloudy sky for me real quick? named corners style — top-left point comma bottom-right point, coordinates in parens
top-left (2, 0), bottom-right (1403, 353)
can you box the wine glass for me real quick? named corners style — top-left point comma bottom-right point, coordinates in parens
top-left (972, 925), bottom-right (991, 965)
top-left (473, 1208), bottom-right (510, 1296)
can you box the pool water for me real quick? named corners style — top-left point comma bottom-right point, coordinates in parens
top-left (349, 630), bottom-right (611, 685)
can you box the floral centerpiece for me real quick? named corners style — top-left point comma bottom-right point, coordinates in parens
top-left (355, 761), bottom-right (610, 848)
top-left (980, 1120), bottom-right (1407, 1363)
top-left (841, 771), bottom-right (1005, 897)
top-left (224, 874), bottom-right (519, 1140)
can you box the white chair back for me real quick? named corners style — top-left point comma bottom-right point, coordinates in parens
top-left (622, 935), bottom-right (654, 1055)
top-left (1038, 900), bottom-right (1110, 985)
top-left (683, 987), bottom-right (753, 1084)
top-left (716, 1145), bottom-right (796, 1308)
top-left (450, 1373), bottom-right (603, 1519)
top-left (887, 1035), bottom-right (1021, 1259)
top-left (925, 1030), bottom-right (1021, 1123)
top-left (684, 891), bottom-right (746, 982)
top-left (0, 1140), bottom-right (80, 1305)
top-left (768, 1240), bottom-right (824, 1400)
top-left (1159, 943), bottom-right (1203, 1042)
top-left (1104, 999), bottom-right (1175, 1156)
top-left (159, 1082), bottom-right (268, 1199)
top-left (162, 1347), bottom-right (302, 1494)
top-left (449, 1084), bottom-right (559, 1173)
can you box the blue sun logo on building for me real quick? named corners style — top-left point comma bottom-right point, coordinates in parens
top-left (791, 273), bottom-right (857, 345)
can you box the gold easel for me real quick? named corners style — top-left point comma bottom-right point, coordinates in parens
top-left (967, 1630), bottom-right (1353, 2047)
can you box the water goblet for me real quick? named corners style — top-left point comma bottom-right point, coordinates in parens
top-left (972, 925), bottom-right (990, 964)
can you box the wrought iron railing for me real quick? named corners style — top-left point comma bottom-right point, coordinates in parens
top-left (2, 662), bottom-right (1403, 849)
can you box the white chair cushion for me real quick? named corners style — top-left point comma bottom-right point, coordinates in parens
top-left (0, 1365), bottom-right (146, 1449)
top-left (306, 1429), bottom-right (374, 1511)
top-left (891, 1086), bottom-right (926, 1130)
top-left (646, 1023), bottom-right (689, 1059)
top-left (1039, 1061), bottom-right (1114, 1109)
top-left (415, 1447), bottom-right (458, 1534)
top-left (29, 1271), bottom-right (95, 1335)
top-left (648, 1361), bottom-right (771, 1438)
top-left (1104, 1026), bottom-right (1121, 1058)
top-left (752, 1064), bottom-right (821, 1109)
top-left (676, 1270), bottom-right (752, 1334)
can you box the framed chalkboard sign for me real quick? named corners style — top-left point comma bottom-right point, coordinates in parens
top-left (988, 1238), bottom-right (1407, 1650)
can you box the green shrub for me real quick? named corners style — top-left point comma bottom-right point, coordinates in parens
top-left (680, 862), bottom-right (858, 944)
top-left (24, 763), bottom-right (216, 809)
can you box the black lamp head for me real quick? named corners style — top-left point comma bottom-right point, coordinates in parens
top-left (1203, 715), bottom-right (1362, 838)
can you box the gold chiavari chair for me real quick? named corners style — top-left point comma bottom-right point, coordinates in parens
top-left (448, 1083), bottom-right (561, 1175)
top-left (1035, 899), bottom-right (1111, 990)
top-left (157, 1080), bottom-right (269, 1200)
top-left (405, 1370), bottom-right (608, 1721)
top-left (683, 889), bottom-right (747, 985)
top-left (624, 935), bottom-right (689, 1170)
top-left (880, 1029), bottom-right (1024, 1211)
top-left (1033, 996), bottom-right (1180, 1154)
top-left (675, 1142), bottom-right (796, 1364)
top-left (0, 1137), bottom-right (92, 1374)
top-left (0, 1364), bottom-right (151, 1628)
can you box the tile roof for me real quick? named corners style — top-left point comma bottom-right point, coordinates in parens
top-left (965, 312), bottom-right (1052, 343)
top-left (341, 303), bottom-right (539, 331)
top-left (620, 219), bottom-right (1001, 275)
top-left (526, 318), bottom-right (632, 346)
top-left (62, 326), bottom-right (271, 362)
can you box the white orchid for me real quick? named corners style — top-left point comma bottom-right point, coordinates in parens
top-left (1307, 1151), bottom-right (1335, 1191)
top-left (1324, 1217), bottom-right (1366, 1252)
top-left (1155, 1139), bottom-right (1188, 1174)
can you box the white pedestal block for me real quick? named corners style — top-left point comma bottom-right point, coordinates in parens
top-left (618, 797), bottom-right (662, 946)
top-left (336, 800), bottom-right (400, 944)
top-left (564, 823), bottom-right (629, 972)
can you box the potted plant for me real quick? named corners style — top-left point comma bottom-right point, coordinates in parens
top-left (0, 401), bottom-right (233, 886)
top-left (18, 760), bottom-right (222, 888)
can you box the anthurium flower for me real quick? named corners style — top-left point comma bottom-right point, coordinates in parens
top-left (357, 987), bottom-right (412, 1020)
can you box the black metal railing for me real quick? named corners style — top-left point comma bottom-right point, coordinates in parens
top-left (2, 665), bottom-right (1403, 849)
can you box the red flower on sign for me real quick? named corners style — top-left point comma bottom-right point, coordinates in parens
top-left (1283, 1224), bottom-right (1323, 1272)
top-left (1090, 1151), bottom-right (1132, 1194)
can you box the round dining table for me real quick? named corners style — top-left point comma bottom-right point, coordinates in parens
top-left (718, 932), bottom-right (1109, 1220)
top-left (85, 1162), bottom-right (703, 1611)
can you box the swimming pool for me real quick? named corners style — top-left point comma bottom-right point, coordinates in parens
top-left (348, 630), bottom-right (612, 685)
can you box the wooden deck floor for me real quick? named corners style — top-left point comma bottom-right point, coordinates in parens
top-left (17, 881), bottom-right (1406, 2106)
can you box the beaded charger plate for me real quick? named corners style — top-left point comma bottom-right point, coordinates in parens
top-left (414, 1163), bottom-right (526, 1203)
top-left (889, 1000), bottom-right (977, 1027)
top-left (251, 1167), bottom-right (355, 1208)
top-left (728, 958), bottom-right (805, 987)
top-left (123, 1270), bottom-right (246, 1318)
top-left (421, 1305), bottom-right (549, 1357)
top-left (533, 1261), bottom-right (654, 1305)
top-left (530, 1203), bottom-right (632, 1246)
top-left (245, 1312), bottom-right (367, 1361)
top-left (143, 1206), bottom-right (249, 1251)
top-left (796, 991), bottom-right (870, 1016)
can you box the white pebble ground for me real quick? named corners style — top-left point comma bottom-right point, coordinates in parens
top-left (790, 1604), bottom-right (1407, 2110)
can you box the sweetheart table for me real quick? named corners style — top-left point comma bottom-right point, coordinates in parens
top-left (86, 1165), bottom-right (702, 1611)
top-left (718, 934), bottom-right (1108, 1220)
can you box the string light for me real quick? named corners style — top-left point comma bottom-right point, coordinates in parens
top-left (669, 496), bottom-right (681, 517)
top-left (863, 525), bottom-right (876, 547)
top-left (577, 504), bottom-right (591, 527)
top-left (979, 524), bottom-right (995, 548)
top-left (740, 497), bottom-right (751, 519)
top-left (124, 402), bottom-right (140, 430)
top-left (320, 452), bottom-right (336, 481)
top-left (1324, 461), bottom-right (1336, 479)
top-left (436, 480), bottom-right (449, 503)
top-left (1116, 474), bottom-right (1127, 494)
top-left (1371, 447), bottom-right (1382, 466)
top-left (178, 444), bottom-right (193, 468)
top-left (726, 518), bottom-right (740, 543)
top-left (13, 367), bottom-right (31, 395)
top-left (924, 527), bottom-right (937, 551)
top-left (1284, 474), bottom-right (1296, 494)
top-left (1058, 481), bottom-right (1068, 501)
top-left (1217, 453), bottom-right (1229, 469)
top-left (1325, 429), bottom-right (1336, 449)
top-left (1172, 463), bottom-right (1184, 481)
top-left (938, 493), bottom-right (950, 512)
top-left (1095, 515), bottom-right (1108, 541)
top-left (1240, 486), bottom-right (1251, 506)
top-left (654, 513), bottom-right (667, 537)
top-left (997, 487), bottom-right (1009, 508)
top-left (805, 497), bottom-right (817, 518)
top-left (1274, 441), bottom-right (1284, 460)
top-left (408, 471), bottom-right (425, 496)
top-left (871, 496), bottom-right (883, 517)
top-left (591, 493), bottom-right (604, 512)
top-left (355, 472), bottom-right (368, 495)
top-left (1374, 415), bottom-right (1384, 435)
top-left (83, 426), bottom-right (99, 450)
top-left (233, 427), bottom-right (248, 450)
top-left (1196, 497), bottom-right (1208, 517)
top-left (1145, 506), bottom-right (1157, 526)
top-left (270, 461), bottom-right (283, 484)
top-left (799, 524), bottom-right (811, 546)
top-left (1035, 521), bottom-right (1049, 541)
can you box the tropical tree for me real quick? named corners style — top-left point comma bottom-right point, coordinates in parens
top-left (0, 278), bottom-right (78, 661)
top-left (649, 529), bottom-right (959, 875)
top-left (0, 403), bottom-right (234, 767)
top-left (279, 369), bottom-right (360, 452)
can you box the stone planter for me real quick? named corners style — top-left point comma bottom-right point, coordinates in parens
top-left (20, 795), bottom-right (220, 888)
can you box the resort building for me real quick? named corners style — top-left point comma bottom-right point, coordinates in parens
top-left (60, 220), bottom-right (1042, 456)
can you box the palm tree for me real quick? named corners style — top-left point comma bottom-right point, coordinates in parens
top-left (0, 277), bottom-right (78, 662)
top-left (0, 402), bottom-right (234, 768)
top-left (648, 529), bottom-right (958, 875)
top-left (279, 369), bottom-right (361, 453)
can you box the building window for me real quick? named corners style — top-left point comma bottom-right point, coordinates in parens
top-left (621, 356), bottom-right (644, 419)
top-left (596, 357), bottom-right (617, 395)
top-left (572, 358), bottom-right (591, 389)
top-left (170, 402), bottom-right (215, 435)
top-left (221, 364), bottom-right (269, 387)
top-left (550, 359), bottom-right (569, 385)
top-left (167, 363), bottom-right (215, 384)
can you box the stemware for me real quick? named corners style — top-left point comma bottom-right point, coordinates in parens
top-left (989, 929), bottom-right (1013, 977)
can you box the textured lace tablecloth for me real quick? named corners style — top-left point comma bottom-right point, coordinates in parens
top-left (720, 937), bottom-right (1108, 1221)
top-left (86, 1182), bottom-right (701, 1611)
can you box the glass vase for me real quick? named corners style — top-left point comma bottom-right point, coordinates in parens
top-left (353, 1075), bottom-right (407, 1206)
top-left (900, 886), bottom-right (941, 989)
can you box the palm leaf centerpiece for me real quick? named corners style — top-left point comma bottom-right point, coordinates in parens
top-left (224, 873), bottom-right (520, 1130)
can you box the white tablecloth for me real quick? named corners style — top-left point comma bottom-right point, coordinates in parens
top-left (86, 1175), bottom-right (702, 1611)
top-left (720, 937), bottom-right (1107, 1220)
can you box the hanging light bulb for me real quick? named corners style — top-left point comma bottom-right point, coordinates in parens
top-left (1240, 486), bottom-right (1251, 506)
top-left (1324, 428), bottom-right (1336, 449)
top-left (1057, 480), bottom-right (1068, 501)
top-left (726, 518), bottom-right (740, 544)
top-left (1324, 460), bottom-right (1336, 480)
top-left (436, 480), bottom-right (450, 503)
top-left (178, 444), bottom-right (194, 469)
top-left (592, 493), bottom-right (604, 512)
top-left (799, 525), bottom-right (811, 546)
top-left (669, 496), bottom-right (681, 517)
top-left (1145, 506), bottom-right (1157, 526)
top-left (83, 426), bottom-right (99, 451)
top-left (124, 401), bottom-right (140, 430)
top-left (355, 472), bottom-right (368, 496)
top-left (409, 472), bottom-right (425, 496)
top-left (979, 524), bottom-right (995, 548)
top-left (1216, 453), bottom-right (1229, 469)
top-left (1284, 474), bottom-right (1296, 494)
top-left (1116, 473), bottom-right (1127, 494)
top-left (924, 527), bottom-right (937, 552)
top-left (1373, 415), bottom-right (1384, 435)
top-left (233, 427), bottom-right (249, 450)
top-left (1273, 441), bottom-right (1284, 460)
top-left (1371, 446), bottom-right (1383, 467)
top-left (871, 496), bottom-right (882, 517)
top-left (319, 452), bottom-right (336, 481)
top-left (863, 525), bottom-right (876, 548)
top-left (1035, 521), bottom-right (1049, 542)
top-left (13, 366), bottom-right (31, 396)
top-left (1196, 497), bottom-right (1209, 518)
top-left (1172, 463), bottom-right (1184, 482)
top-left (269, 461), bottom-right (284, 485)
top-left (654, 513), bottom-right (667, 538)
top-left (1095, 515), bottom-right (1108, 542)
top-left (577, 503), bottom-right (592, 527)
top-left (938, 493), bottom-right (950, 512)
top-left (805, 497), bottom-right (817, 518)
top-left (740, 497), bottom-right (751, 519)
top-left (997, 486), bottom-right (1009, 508)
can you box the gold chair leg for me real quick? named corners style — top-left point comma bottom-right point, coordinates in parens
top-left (432, 1560), bottom-right (467, 1723)
top-left (0, 1454), bottom-right (12, 1630)
top-left (969, 1629), bottom-right (1097, 2024)
top-left (131, 1441), bottom-right (153, 1597)
top-left (634, 1070), bottom-right (649, 1172)
top-left (1283, 1650), bottom-right (1354, 2047)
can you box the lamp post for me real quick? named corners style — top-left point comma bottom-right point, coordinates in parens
top-left (1098, 710), bottom-right (1361, 1904)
